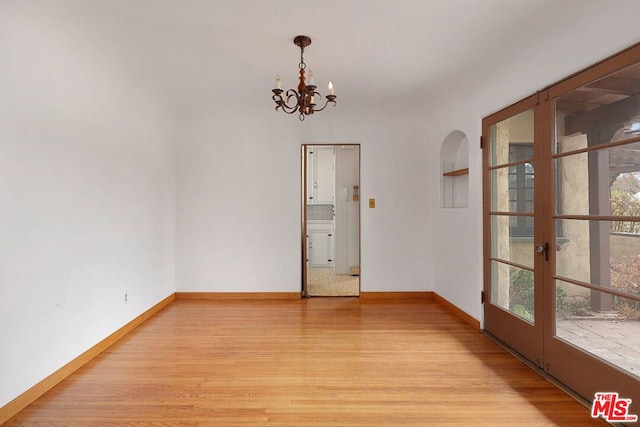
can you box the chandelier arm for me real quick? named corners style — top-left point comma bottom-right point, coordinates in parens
top-left (273, 89), bottom-right (305, 113)
top-left (280, 100), bottom-right (301, 114)
top-left (275, 105), bottom-right (296, 113)
top-left (282, 106), bottom-right (300, 114)
top-left (275, 102), bottom-right (299, 114)
top-left (272, 96), bottom-right (296, 113)
top-left (285, 89), bottom-right (300, 105)
top-left (310, 98), bottom-right (337, 113)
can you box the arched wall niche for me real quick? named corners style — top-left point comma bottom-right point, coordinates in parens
top-left (440, 130), bottom-right (469, 208)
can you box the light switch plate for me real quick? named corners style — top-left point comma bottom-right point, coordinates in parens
top-left (369, 198), bottom-right (376, 208)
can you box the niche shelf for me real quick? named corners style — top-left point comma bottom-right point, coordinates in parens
top-left (442, 168), bottom-right (469, 177)
top-left (440, 131), bottom-right (469, 208)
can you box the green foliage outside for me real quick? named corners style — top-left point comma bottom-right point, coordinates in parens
top-left (509, 268), bottom-right (569, 322)
top-left (610, 255), bottom-right (640, 318)
top-left (609, 173), bottom-right (640, 318)
top-left (611, 173), bottom-right (640, 233)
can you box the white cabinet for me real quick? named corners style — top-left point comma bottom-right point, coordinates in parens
top-left (307, 222), bottom-right (334, 268)
top-left (306, 146), bottom-right (335, 205)
top-left (305, 146), bottom-right (336, 268)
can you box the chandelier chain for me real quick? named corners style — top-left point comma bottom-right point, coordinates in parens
top-left (299, 47), bottom-right (306, 70)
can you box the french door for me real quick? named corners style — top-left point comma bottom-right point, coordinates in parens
top-left (484, 44), bottom-right (640, 416)
top-left (483, 95), bottom-right (547, 366)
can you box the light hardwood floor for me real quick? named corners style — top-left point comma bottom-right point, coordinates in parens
top-left (4, 298), bottom-right (607, 426)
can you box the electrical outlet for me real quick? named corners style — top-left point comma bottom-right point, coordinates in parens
top-left (124, 293), bottom-right (128, 304)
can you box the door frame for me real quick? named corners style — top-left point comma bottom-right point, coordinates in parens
top-left (543, 44), bottom-right (640, 409)
top-left (483, 42), bottom-right (640, 410)
top-left (301, 143), bottom-right (361, 297)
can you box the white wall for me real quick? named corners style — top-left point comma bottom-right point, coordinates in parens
top-left (0, 4), bottom-right (176, 407)
top-left (5, 0), bottom-right (640, 413)
top-left (176, 98), bottom-right (432, 293)
top-left (428, 3), bottom-right (640, 324)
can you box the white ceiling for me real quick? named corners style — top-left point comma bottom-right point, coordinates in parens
top-left (7, 0), bottom-right (640, 116)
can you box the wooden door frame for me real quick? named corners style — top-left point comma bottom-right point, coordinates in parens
top-left (543, 43), bottom-right (640, 409)
top-left (483, 42), bottom-right (640, 408)
top-left (301, 143), bottom-right (361, 297)
top-left (482, 93), bottom-right (544, 365)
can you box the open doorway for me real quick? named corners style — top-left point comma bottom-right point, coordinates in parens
top-left (302, 144), bottom-right (360, 296)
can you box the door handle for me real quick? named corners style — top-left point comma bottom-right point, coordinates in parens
top-left (535, 242), bottom-right (550, 261)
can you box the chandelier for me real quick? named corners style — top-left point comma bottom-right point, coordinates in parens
top-left (272, 35), bottom-right (336, 121)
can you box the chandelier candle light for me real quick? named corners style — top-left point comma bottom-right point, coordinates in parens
top-left (272, 35), bottom-right (336, 121)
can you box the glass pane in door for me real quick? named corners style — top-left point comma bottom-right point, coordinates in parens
top-left (490, 215), bottom-right (535, 268)
top-left (489, 107), bottom-right (536, 323)
top-left (555, 280), bottom-right (640, 379)
top-left (489, 109), bottom-right (535, 167)
top-left (490, 260), bottom-right (535, 323)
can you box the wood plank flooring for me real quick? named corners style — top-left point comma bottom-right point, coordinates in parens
top-left (4, 298), bottom-right (607, 426)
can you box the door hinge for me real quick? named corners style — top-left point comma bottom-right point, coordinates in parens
top-left (536, 89), bottom-right (549, 104)
top-left (480, 136), bottom-right (484, 149)
top-left (481, 290), bottom-right (485, 304)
